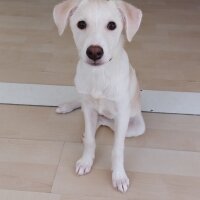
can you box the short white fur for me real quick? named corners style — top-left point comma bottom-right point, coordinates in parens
top-left (53, 0), bottom-right (145, 193)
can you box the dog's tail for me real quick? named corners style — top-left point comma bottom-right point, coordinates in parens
top-left (56, 100), bottom-right (81, 114)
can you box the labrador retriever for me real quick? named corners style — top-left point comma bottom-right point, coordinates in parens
top-left (53, 0), bottom-right (145, 192)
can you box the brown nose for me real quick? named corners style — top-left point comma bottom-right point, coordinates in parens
top-left (86, 45), bottom-right (104, 61)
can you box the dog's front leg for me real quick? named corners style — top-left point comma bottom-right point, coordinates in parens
top-left (112, 106), bottom-right (130, 193)
top-left (76, 102), bottom-right (98, 176)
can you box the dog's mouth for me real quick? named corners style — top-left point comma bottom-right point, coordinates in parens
top-left (86, 58), bottom-right (112, 67)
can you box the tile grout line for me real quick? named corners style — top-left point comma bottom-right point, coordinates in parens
top-left (50, 141), bottom-right (66, 194)
top-left (0, 136), bottom-right (199, 153)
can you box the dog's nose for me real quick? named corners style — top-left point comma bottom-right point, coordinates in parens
top-left (86, 45), bottom-right (104, 61)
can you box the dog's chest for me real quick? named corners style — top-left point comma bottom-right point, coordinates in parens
top-left (75, 69), bottom-right (126, 102)
top-left (89, 96), bottom-right (117, 119)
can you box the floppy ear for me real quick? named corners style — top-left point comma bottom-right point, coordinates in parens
top-left (117, 1), bottom-right (142, 42)
top-left (53, 0), bottom-right (80, 36)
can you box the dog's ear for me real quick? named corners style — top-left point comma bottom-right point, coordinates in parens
top-left (53, 0), bottom-right (80, 36)
top-left (117, 1), bottom-right (142, 42)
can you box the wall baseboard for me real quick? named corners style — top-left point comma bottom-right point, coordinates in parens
top-left (0, 82), bottom-right (199, 115)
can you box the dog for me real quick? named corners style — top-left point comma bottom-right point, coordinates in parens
top-left (53, 0), bottom-right (145, 193)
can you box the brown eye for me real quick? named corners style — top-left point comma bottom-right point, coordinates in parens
top-left (107, 21), bottom-right (117, 31)
top-left (77, 21), bottom-right (87, 30)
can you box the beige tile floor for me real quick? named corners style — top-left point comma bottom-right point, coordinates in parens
top-left (0, 105), bottom-right (199, 199)
top-left (0, 0), bottom-right (200, 199)
top-left (0, 190), bottom-right (60, 200)
top-left (0, 138), bottom-right (63, 192)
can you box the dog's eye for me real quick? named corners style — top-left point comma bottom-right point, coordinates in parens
top-left (107, 21), bottom-right (117, 31)
top-left (77, 21), bottom-right (87, 30)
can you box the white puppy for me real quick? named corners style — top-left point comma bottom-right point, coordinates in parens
top-left (53, 0), bottom-right (145, 193)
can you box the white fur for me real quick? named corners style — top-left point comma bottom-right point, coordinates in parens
top-left (53, 0), bottom-right (145, 193)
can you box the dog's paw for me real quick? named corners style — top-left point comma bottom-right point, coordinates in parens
top-left (126, 129), bottom-right (145, 138)
top-left (76, 157), bottom-right (93, 176)
top-left (56, 103), bottom-right (73, 114)
top-left (112, 170), bottom-right (130, 193)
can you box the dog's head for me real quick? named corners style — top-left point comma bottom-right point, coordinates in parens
top-left (53, 0), bottom-right (142, 67)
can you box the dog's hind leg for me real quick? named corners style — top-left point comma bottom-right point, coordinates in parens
top-left (56, 99), bottom-right (81, 114)
top-left (126, 112), bottom-right (145, 137)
